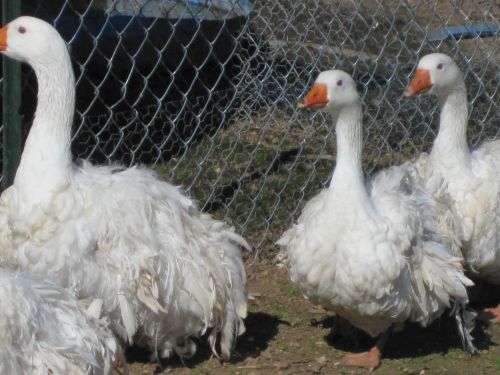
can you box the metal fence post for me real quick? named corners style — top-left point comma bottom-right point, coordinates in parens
top-left (2, 0), bottom-right (21, 190)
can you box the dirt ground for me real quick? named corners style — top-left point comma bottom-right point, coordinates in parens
top-left (125, 261), bottom-right (500, 375)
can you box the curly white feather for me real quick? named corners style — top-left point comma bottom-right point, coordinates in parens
top-left (0, 16), bottom-right (249, 361)
top-left (406, 54), bottom-right (500, 284)
top-left (278, 69), bottom-right (475, 354)
top-left (0, 267), bottom-right (123, 375)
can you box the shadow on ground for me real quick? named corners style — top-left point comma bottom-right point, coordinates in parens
top-left (316, 310), bottom-right (495, 362)
top-left (124, 311), bottom-right (283, 372)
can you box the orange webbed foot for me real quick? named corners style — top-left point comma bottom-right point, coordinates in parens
top-left (477, 304), bottom-right (500, 323)
top-left (335, 346), bottom-right (381, 371)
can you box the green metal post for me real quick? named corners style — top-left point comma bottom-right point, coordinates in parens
top-left (2, 0), bottom-right (22, 190)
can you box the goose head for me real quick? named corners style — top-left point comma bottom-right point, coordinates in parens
top-left (404, 53), bottom-right (463, 97)
top-left (298, 70), bottom-right (360, 114)
top-left (0, 16), bottom-right (68, 66)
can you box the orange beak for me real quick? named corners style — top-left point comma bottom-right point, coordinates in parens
top-left (297, 83), bottom-right (328, 109)
top-left (404, 68), bottom-right (432, 96)
top-left (0, 24), bottom-right (8, 51)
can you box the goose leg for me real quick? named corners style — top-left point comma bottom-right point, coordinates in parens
top-left (335, 329), bottom-right (390, 371)
top-left (334, 316), bottom-right (360, 347)
top-left (112, 357), bottom-right (127, 375)
top-left (477, 304), bottom-right (500, 323)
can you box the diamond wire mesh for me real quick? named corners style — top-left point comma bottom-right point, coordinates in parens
top-left (0, 0), bottom-right (498, 253)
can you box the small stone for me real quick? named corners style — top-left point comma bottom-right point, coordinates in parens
top-left (315, 355), bottom-right (327, 364)
top-left (248, 292), bottom-right (261, 300)
top-left (309, 364), bottom-right (322, 374)
top-left (275, 361), bottom-right (291, 369)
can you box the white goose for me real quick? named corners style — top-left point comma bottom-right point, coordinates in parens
top-left (405, 53), bottom-right (500, 321)
top-left (277, 70), bottom-right (475, 370)
top-left (0, 266), bottom-right (123, 375)
top-left (0, 16), bottom-right (249, 361)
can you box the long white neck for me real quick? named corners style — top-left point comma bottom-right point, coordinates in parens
top-left (430, 82), bottom-right (470, 169)
top-left (328, 103), bottom-right (367, 200)
top-left (14, 45), bottom-right (75, 197)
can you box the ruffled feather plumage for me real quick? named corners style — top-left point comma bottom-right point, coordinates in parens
top-left (0, 267), bottom-right (123, 375)
top-left (278, 71), bottom-right (475, 368)
top-left (0, 16), bottom-right (249, 361)
top-left (405, 53), bottom-right (500, 284)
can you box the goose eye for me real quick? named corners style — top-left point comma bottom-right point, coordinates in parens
top-left (18, 26), bottom-right (26, 34)
top-left (437, 63), bottom-right (443, 70)
top-left (337, 80), bottom-right (343, 86)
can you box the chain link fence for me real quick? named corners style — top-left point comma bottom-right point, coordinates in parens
top-left (0, 0), bottom-right (498, 253)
